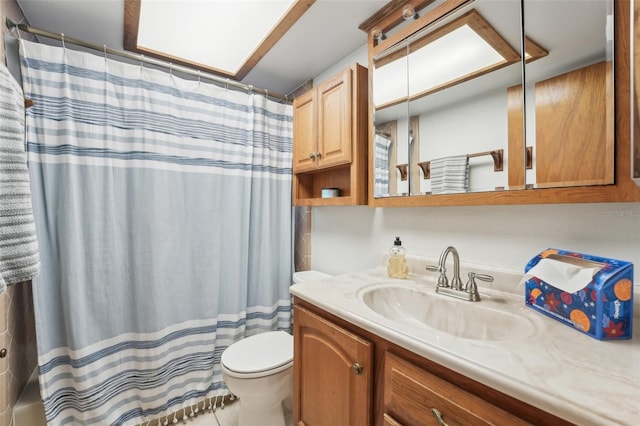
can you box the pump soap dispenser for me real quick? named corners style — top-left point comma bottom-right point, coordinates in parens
top-left (387, 237), bottom-right (409, 279)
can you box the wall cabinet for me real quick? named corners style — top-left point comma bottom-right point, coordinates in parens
top-left (292, 64), bottom-right (369, 206)
top-left (362, 0), bottom-right (640, 207)
top-left (293, 299), bottom-right (572, 426)
top-left (293, 69), bottom-right (352, 172)
top-left (293, 305), bottom-right (372, 425)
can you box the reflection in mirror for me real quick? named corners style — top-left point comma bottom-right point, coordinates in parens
top-left (373, 0), bottom-right (527, 197)
top-left (373, 41), bottom-right (410, 197)
top-left (524, 0), bottom-right (614, 189)
top-left (374, 121), bottom-right (397, 197)
top-left (409, 116), bottom-right (420, 195)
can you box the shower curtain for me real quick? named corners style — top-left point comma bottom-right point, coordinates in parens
top-left (19, 39), bottom-right (293, 425)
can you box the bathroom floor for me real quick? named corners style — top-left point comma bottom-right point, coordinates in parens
top-left (186, 402), bottom-right (239, 426)
top-left (183, 401), bottom-right (292, 426)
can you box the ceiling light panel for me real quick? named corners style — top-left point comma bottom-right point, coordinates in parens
top-left (137, 0), bottom-right (295, 74)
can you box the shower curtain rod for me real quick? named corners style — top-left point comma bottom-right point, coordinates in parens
top-left (5, 18), bottom-right (291, 103)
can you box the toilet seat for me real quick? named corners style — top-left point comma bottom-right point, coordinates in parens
top-left (221, 331), bottom-right (293, 379)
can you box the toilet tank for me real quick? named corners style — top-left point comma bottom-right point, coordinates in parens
top-left (292, 270), bottom-right (331, 284)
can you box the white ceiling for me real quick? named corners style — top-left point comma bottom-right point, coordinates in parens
top-left (14, 0), bottom-right (388, 96)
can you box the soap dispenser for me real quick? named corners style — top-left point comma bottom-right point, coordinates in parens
top-left (387, 237), bottom-right (409, 279)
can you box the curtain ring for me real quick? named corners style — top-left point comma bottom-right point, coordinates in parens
top-left (248, 85), bottom-right (253, 95)
top-left (169, 63), bottom-right (173, 75)
top-left (225, 78), bottom-right (229, 90)
top-left (61, 33), bottom-right (66, 49)
top-left (265, 89), bottom-right (268, 100)
top-left (139, 54), bottom-right (144, 74)
top-left (103, 45), bottom-right (107, 60)
top-left (197, 70), bottom-right (201, 86)
top-left (13, 22), bottom-right (22, 40)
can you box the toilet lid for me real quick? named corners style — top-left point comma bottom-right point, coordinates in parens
top-left (221, 331), bottom-right (293, 375)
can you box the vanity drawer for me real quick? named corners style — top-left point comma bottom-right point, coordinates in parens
top-left (383, 352), bottom-right (530, 426)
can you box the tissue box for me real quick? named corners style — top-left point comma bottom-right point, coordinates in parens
top-left (524, 249), bottom-right (634, 340)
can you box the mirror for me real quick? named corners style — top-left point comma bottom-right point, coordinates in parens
top-left (373, 41), bottom-right (409, 197)
top-left (372, 0), bottom-right (615, 198)
top-left (524, 0), bottom-right (614, 189)
top-left (373, 0), bottom-right (525, 197)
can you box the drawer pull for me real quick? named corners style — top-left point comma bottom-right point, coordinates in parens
top-left (431, 408), bottom-right (449, 426)
top-left (352, 363), bottom-right (363, 375)
top-left (309, 153), bottom-right (316, 160)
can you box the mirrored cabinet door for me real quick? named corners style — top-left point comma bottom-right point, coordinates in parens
top-left (373, 41), bottom-right (410, 197)
top-left (524, 0), bottom-right (614, 189)
top-left (409, 0), bottom-right (523, 195)
top-left (365, 0), bottom-right (639, 206)
top-left (371, 0), bottom-right (525, 198)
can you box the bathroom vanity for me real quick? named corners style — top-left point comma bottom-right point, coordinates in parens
top-left (290, 263), bottom-right (639, 426)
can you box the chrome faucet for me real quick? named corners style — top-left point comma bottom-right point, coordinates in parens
top-left (426, 246), bottom-right (463, 290)
top-left (426, 246), bottom-right (493, 302)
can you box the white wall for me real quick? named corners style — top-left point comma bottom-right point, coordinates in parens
top-left (310, 45), bottom-right (640, 281)
top-left (313, 45), bottom-right (368, 85)
top-left (311, 203), bottom-right (640, 278)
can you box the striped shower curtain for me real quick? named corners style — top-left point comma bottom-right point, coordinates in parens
top-left (19, 39), bottom-right (293, 425)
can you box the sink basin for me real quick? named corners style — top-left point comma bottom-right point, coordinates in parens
top-left (358, 283), bottom-right (541, 341)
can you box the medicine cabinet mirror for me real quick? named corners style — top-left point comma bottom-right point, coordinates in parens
top-left (368, 0), bottom-right (626, 204)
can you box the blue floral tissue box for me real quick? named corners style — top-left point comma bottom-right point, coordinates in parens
top-left (524, 249), bottom-right (634, 340)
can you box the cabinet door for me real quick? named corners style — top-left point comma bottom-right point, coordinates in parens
top-left (383, 352), bottom-right (530, 426)
top-left (293, 89), bottom-right (318, 173)
top-left (293, 305), bottom-right (372, 426)
top-left (317, 68), bottom-right (353, 169)
top-left (535, 61), bottom-right (614, 187)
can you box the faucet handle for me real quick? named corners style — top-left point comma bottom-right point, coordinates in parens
top-left (472, 272), bottom-right (494, 283)
top-left (426, 264), bottom-right (449, 288)
top-left (464, 272), bottom-right (493, 301)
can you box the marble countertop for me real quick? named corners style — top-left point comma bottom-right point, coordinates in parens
top-left (289, 260), bottom-right (640, 426)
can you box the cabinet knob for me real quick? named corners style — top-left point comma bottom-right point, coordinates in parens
top-left (431, 408), bottom-right (449, 426)
top-left (316, 151), bottom-right (322, 158)
top-left (309, 153), bottom-right (316, 160)
top-left (352, 363), bottom-right (364, 376)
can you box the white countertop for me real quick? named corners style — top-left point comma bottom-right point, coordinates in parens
top-left (289, 261), bottom-right (640, 426)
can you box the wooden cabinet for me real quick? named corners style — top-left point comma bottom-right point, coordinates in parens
top-left (292, 64), bottom-right (368, 206)
top-left (383, 352), bottom-right (529, 426)
top-left (293, 305), bottom-right (373, 426)
top-left (293, 299), bottom-right (572, 426)
top-left (293, 69), bottom-right (353, 172)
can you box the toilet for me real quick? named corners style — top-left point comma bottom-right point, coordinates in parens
top-left (220, 270), bottom-right (331, 426)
